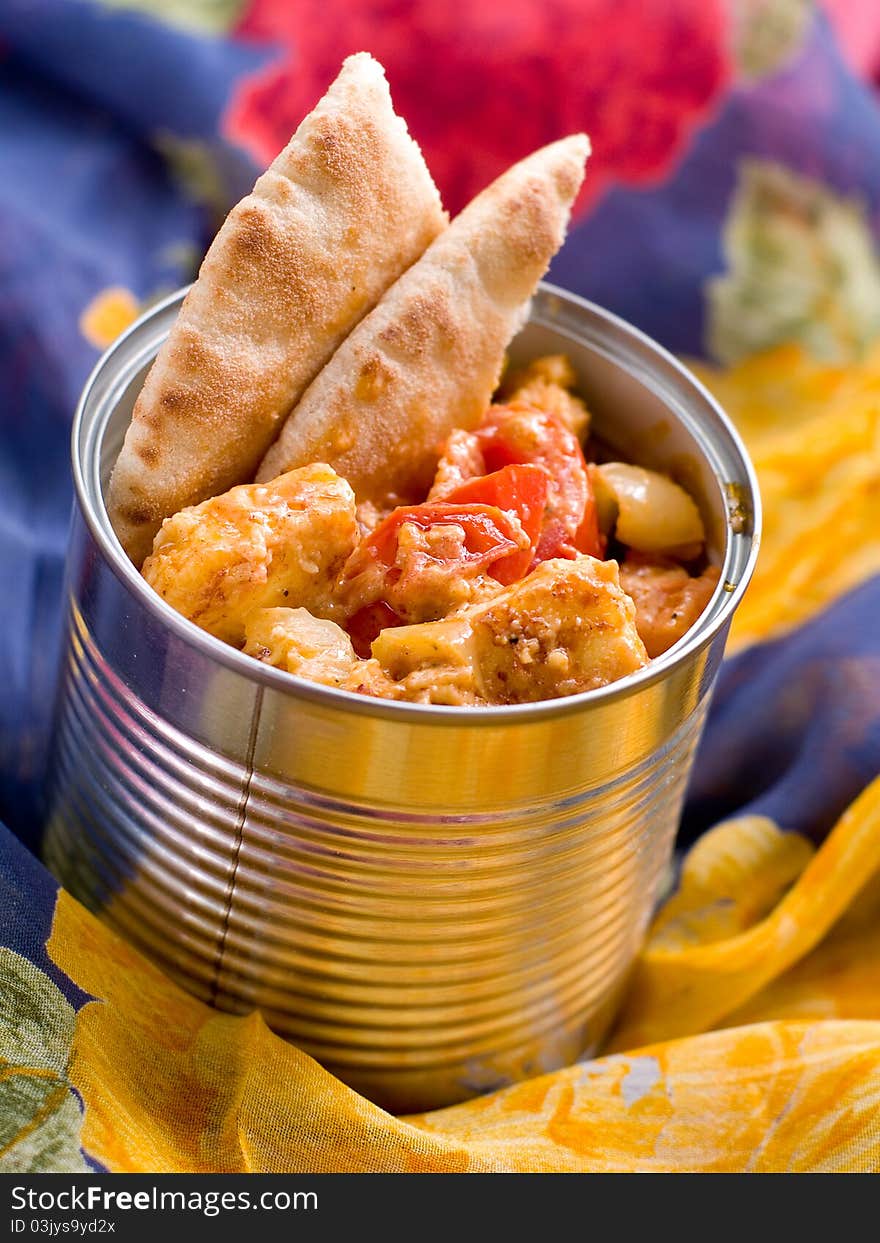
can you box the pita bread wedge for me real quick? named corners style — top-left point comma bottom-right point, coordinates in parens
top-left (256, 135), bottom-right (589, 502)
top-left (109, 52), bottom-right (447, 567)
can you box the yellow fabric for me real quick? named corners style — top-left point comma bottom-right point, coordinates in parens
top-left (31, 340), bottom-right (880, 1172)
top-left (691, 342), bottom-right (880, 653)
top-left (42, 775), bottom-right (880, 1172)
top-left (78, 287), bottom-right (140, 350)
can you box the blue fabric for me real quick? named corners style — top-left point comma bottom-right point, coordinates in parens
top-left (0, 0), bottom-right (878, 865)
top-left (683, 575), bottom-right (880, 845)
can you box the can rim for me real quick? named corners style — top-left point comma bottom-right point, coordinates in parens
top-left (71, 282), bottom-right (762, 726)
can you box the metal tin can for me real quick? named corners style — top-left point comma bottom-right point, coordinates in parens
top-left (43, 284), bottom-right (759, 1113)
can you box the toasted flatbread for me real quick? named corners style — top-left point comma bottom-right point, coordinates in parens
top-left (255, 135), bottom-right (589, 502)
top-left (109, 52), bottom-right (447, 566)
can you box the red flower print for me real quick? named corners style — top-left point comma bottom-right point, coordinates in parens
top-left (225, 0), bottom-right (729, 220)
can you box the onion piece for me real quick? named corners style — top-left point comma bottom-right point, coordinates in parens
top-left (596, 462), bottom-right (705, 553)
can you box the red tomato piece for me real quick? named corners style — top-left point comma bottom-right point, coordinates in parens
top-left (346, 601), bottom-right (402, 659)
top-left (443, 464), bottom-right (547, 585)
top-left (340, 501), bottom-right (533, 638)
top-left (475, 403), bottom-right (603, 560)
top-left (359, 501), bottom-right (527, 580)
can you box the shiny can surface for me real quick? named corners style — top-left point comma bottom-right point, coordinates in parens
top-left (43, 285), bottom-right (759, 1113)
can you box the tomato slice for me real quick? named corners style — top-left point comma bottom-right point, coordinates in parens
top-left (363, 501), bottom-right (527, 576)
top-left (340, 499), bottom-right (533, 646)
top-left (442, 464), bottom-right (547, 584)
top-left (347, 601), bottom-right (402, 659)
top-left (573, 490), bottom-right (603, 559)
top-left (474, 403), bottom-right (603, 560)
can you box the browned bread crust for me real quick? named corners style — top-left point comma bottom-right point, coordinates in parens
top-left (255, 135), bottom-right (589, 502)
top-left (108, 52), bottom-right (446, 566)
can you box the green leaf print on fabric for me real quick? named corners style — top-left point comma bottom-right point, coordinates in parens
top-left (0, 949), bottom-right (88, 1172)
top-left (94, 0), bottom-right (246, 36)
top-left (152, 132), bottom-right (237, 231)
top-left (732, 0), bottom-right (814, 81)
top-left (707, 160), bottom-right (880, 364)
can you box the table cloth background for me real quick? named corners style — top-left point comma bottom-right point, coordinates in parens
top-left (2, 0), bottom-right (880, 1172)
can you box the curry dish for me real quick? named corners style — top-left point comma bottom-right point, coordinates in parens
top-left (118, 55), bottom-right (718, 704)
top-left (141, 356), bottom-right (719, 705)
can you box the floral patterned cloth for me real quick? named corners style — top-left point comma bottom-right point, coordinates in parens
top-left (2, 0), bottom-right (880, 1172)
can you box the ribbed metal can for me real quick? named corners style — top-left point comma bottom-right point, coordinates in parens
top-left (43, 284), bottom-right (759, 1113)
